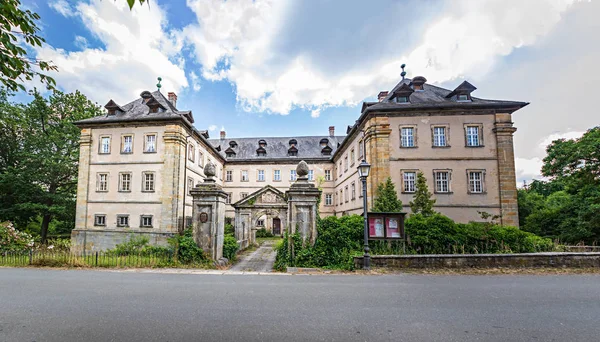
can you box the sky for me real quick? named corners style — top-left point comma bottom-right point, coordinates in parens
top-left (20, 0), bottom-right (599, 184)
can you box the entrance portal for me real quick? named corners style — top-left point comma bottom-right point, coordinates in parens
top-left (273, 218), bottom-right (281, 236)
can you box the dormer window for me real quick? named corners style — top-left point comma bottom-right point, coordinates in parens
top-left (258, 139), bottom-right (267, 148)
top-left (288, 146), bottom-right (298, 157)
top-left (457, 94), bottom-right (470, 101)
top-left (396, 96), bottom-right (409, 103)
top-left (104, 99), bottom-right (124, 116)
top-left (289, 139), bottom-right (297, 147)
top-left (411, 76), bottom-right (427, 91)
top-left (391, 83), bottom-right (414, 104)
top-left (321, 145), bottom-right (332, 156)
top-left (256, 147), bottom-right (266, 157)
top-left (226, 151), bottom-right (236, 158)
top-left (320, 138), bottom-right (329, 147)
top-left (229, 141), bottom-right (237, 148)
top-left (446, 80), bottom-right (476, 102)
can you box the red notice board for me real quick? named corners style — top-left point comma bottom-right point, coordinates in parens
top-left (367, 212), bottom-right (406, 240)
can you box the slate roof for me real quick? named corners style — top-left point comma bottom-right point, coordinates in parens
top-left (207, 135), bottom-right (346, 162)
top-left (361, 78), bottom-right (528, 114)
top-left (74, 90), bottom-right (194, 126)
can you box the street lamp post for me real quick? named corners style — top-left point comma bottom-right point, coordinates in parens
top-left (357, 160), bottom-right (371, 270)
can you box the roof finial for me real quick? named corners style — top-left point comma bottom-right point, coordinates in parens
top-left (156, 77), bottom-right (162, 92)
top-left (400, 63), bottom-right (407, 80)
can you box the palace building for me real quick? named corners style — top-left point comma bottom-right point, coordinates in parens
top-left (71, 74), bottom-right (527, 251)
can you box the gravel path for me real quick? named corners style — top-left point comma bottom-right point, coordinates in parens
top-left (228, 240), bottom-right (277, 272)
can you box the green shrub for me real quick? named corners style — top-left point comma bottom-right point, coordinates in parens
top-left (256, 228), bottom-right (274, 238)
top-left (225, 222), bottom-right (235, 235)
top-left (223, 235), bottom-right (239, 261)
top-left (168, 228), bottom-right (205, 264)
top-left (0, 221), bottom-right (34, 252)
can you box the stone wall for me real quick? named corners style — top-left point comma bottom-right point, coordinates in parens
top-left (494, 113), bottom-right (519, 227)
top-left (70, 229), bottom-right (175, 253)
top-left (354, 253), bottom-right (600, 269)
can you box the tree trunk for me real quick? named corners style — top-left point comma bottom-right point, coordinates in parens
top-left (40, 213), bottom-right (52, 244)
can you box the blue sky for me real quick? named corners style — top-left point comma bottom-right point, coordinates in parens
top-left (21, 0), bottom-right (600, 182)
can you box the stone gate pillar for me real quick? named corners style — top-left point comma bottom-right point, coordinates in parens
top-left (190, 162), bottom-right (228, 261)
top-left (286, 161), bottom-right (321, 247)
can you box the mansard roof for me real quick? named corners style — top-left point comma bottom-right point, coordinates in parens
top-left (75, 90), bottom-right (194, 126)
top-left (208, 135), bottom-right (345, 162)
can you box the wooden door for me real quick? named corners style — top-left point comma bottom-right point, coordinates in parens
top-left (272, 218), bottom-right (281, 236)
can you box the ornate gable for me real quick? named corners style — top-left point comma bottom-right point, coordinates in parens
top-left (232, 185), bottom-right (286, 207)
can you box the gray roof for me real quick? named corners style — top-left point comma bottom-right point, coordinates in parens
top-left (362, 78), bottom-right (528, 113)
top-left (207, 135), bottom-right (346, 162)
top-left (75, 90), bottom-right (194, 125)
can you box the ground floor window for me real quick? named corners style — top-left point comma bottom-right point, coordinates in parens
top-left (140, 215), bottom-right (153, 228)
top-left (257, 219), bottom-right (264, 227)
top-left (94, 214), bottom-right (106, 226)
top-left (117, 215), bottom-right (129, 227)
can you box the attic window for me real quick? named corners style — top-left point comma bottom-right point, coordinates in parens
top-left (258, 139), bottom-right (267, 148)
top-left (396, 96), bottom-right (409, 103)
top-left (257, 147), bottom-right (267, 157)
top-left (320, 138), bottom-right (329, 147)
top-left (289, 139), bottom-right (297, 146)
top-left (229, 141), bottom-right (237, 148)
top-left (226, 151), bottom-right (236, 158)
top-left (321, 145), bottom-right (332, 156)
top-left (288, 146), bottom-right (298, 157)
top-left (457, 94), bottom-right (470, 102)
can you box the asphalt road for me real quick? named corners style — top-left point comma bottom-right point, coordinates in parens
top-left (1, 268), bottom-right (599, 342)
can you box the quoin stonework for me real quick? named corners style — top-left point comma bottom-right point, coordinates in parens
top-left (71, 76), bottom-right (527, 251)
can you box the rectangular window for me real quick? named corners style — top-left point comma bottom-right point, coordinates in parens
top-left (433, 127), bottom-right (447, 147)
top-left (257, 220), bottom-right (264, 227)
top-left (258, 170), bottom-right (265, 181)
top-left (274, 170), bottom-right (281, 181)
top-left (241, 192), bottom-right (248, 199)
top-left (466, 126), bottom-right (480, 147)
top-left (359, 141), bottom-right (364, 158)
top-left (144, 134), bottom-right (157, 153)
top-left (100, 136), bottom-right (111, 154)
top-left (457, 94), bottom-right (469, 101)
top-left (117, 215), bottom-right (129, 227)
top-left (97, 173), bottom-right (108, 192)
top-left (359, 180), bottom-right (363, 197)
top-left (339, 162), bottom-right (343, 176)
top-left (226, 193), bottom-right (232, 204)
top-left (325, 193), bottom-right (333, 206)
top-left (350, 149), bottom-right (355, 165)
top-left (187, 177), bottom-right (194, 194)
top-left (339, 189), bottom-right (343, 205)
top-left (324, 170), bottom-right (331, 181)
top-left (94, 214), bottom-right (106, 226)
top-left (143, 172), bottom-right (155, 192)
top-left (435, 171), bottom-right (450, 193)
top-left (198, 151), bottom-right (204, 167)
top-left (403, 171), bottom-right (416, 193)
top-left (469, 171), bottom-right (484, 193)
top-left (241, 170), bottom-right (249, 182)
top-left (290, 170), bottom-right (297, 181)
top-left (226, 170), bottom-right (233, 182)
top-left (344, 156), bottom-right (348, 171)
top-left (308, 170), bottom-right (314, 181)
top-left (345, 186), bottom-right (349, 202)
top-left (401, 127), bottom-right (415, 147)
top-left (121, 135), bottom-right (133, 153)
top-left (351, 182), bottom-right (356, 200)
top-left (188, 144), bottom-right (195, 162)
top-left (119, 173), bottom-right (131, 192)
top-left (140, 215), bottom-right (153, 228)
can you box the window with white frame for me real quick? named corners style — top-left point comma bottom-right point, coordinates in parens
top-left (198, 151), bottom-right (204, 167)
top-left (94, 214), bottom-right (106, 226)
top-left (351, 182), bottom-right (356, 200)
top-left (466, 126), bottom-right (481, 147)
top-left (274, 170), bottom-right (281, 181)
top-left (226, 193), bottom-right (232, 204)
top-left (241, 192), bottom-right (248, 199)
top-left (187, 177), bottom-right (194, 194)
top-left (350, 149), bottom-right (355, 165)
top-left (401, 127), bottom-right (415, 147)
top-left (256, 220), bottom-right (264, 227)
top-left (188, 144), bottom-right (195, 162)
top-left (433, 127), bottom-right (447, 147)
top-left (468, 171), bottom-right (484, 193)
top-left (122, 135), bottom-right (133, 153)
top-left (325, 193), bottom-right (333, 206)
top-left (143, 172), bottom-right (155, 192)
top-left (226, 170), bottom-right (233, 182)
top-left (97, 173), bottom-right (108, 192)
top-left (434, 171), bottom-right (450, 193)
top-left (345, 186), bottom-right (349, 202)
top-left (117, 215), bottom-right (129, 227)
top-left (403, 171), bottom-right (416, 192)
top-left (324, 170), bottom-right (331, 181)
top-left (290, 170), bottom-right (297, 181)
top-left (144, 134), bottom-right (157, 153)
top-left (241, 170), bottom-right (249, 182)
top-left (119, 173), bottom-right (131, 192)
top-left (308, 170), bottom-right (314, 181)
top-left (359, 141), bottom-right (364, 158)
top-left (339, 161), bottom-right (343, 176)
top-left (339, 189), bottom-right (343, 205)
top-left (100, 136), bottom-right (111, 154)
top-left (140, 215), bottom-right (153, 228)
top-left (344, 156), bottom-right (348, 171)
top-left (258, 170), bottom-right (265, 181)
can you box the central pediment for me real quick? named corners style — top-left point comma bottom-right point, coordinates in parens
top-left (232, 185), bottom-right (287, 208)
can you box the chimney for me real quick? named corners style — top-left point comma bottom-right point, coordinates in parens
top-left (220, 130), bottom-right (226, 140)
top-left (329, 126), bottom-right (335, 136)
top-left (377, 91), bottom-right (389, 102)
top-left (167, 92), bottom-right (177, 108)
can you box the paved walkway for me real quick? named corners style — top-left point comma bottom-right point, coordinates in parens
top-left (229, 240), bottom-right (277, 272)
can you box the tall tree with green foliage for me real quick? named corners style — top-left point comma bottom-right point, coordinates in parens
top-left (0, 89), bottom-right (102, 242)
top-left (0, 0), bottom-right (57, 92)
top-left (371, 177), bottom-right (403, 212)
top-left (409, 172), bottom-right (436, 216)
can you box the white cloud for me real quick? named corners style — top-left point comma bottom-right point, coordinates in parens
top-left (181, 0), bottom-right (582, 115)
top-left (189, 71), bottom-right (201, 91)
top-left (208, 125), bottom-right (217, 131)
top-left (49, 0), bottom-right (74, 17)
top-left (35, 0), bottom-right (187, 105)
top-left (74, 35), bottom-right (88, 49)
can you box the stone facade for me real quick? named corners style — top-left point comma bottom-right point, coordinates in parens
top-left (72, 75), bottom-right (527, 251)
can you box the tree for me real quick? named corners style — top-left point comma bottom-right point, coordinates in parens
top-left (0, 89), bottom-right (102, 242)
top-left (0, 0), bottom-right (57, 92)
top-left (125, 0), bottom-right (149, 9)
top-left (409, 172), bottom-right (436, 216)
top-left (372, 177), bottom-right (403, 212)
